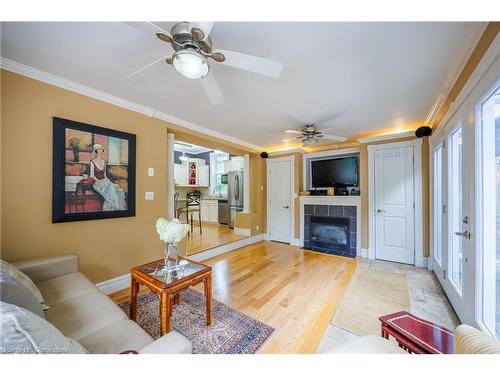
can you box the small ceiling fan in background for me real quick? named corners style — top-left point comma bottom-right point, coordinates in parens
top-left (284, 124), bottom-right (347, 147)
top-left (283, 113), bottom-right (348, 147)
top-left (125, 22), bottom-right (284, 105)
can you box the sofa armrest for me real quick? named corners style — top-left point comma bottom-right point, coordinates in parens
top-left (139, 331), bottom-right (192, 354)
top-left (454, 324), bottom-right (500, 354)
top-left (11, 255), bottom-right (79, 283)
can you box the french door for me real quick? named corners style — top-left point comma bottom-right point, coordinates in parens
top-left (431, 51), bottom-right (499, 333)
top-left (474, 70), bottom-right (500, 337)
top-left (431, 108), bottom-right (475, 324)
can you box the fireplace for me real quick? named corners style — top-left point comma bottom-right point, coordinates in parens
top-left (303, 204), bottom-right (357, 258)
top-left (308, 216), bottom-right (350, 255)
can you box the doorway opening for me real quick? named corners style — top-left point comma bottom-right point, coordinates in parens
top-left (173, 140), bottom-right (248, 255)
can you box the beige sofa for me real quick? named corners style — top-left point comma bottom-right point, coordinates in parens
top-left (321, 324), bottom-right (500, 354)
top-left (9, 254), bottom-right (192, 354)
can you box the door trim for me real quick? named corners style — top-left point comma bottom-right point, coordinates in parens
top-left (367, 138), bottom-right (424, 266)
top-left (266, 155), bottom-right (295, 244)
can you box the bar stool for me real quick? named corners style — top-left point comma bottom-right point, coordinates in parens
top-left (177, 192), bottom-right (203, 234)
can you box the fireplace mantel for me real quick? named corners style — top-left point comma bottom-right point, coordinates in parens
top-left (299, 195), bottom-right (362, 256)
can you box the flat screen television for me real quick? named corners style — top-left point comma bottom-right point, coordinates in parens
top-left (311, 156), bottom-right (359, 188)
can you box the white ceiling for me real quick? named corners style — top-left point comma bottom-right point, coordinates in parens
top-left (1, 22), bottom-right (483, 149)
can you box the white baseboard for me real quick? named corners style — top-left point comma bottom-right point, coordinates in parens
top-left (96, 233), bottom-right (266, 295)
top-left (360, 248), bottom-right (368, 258)
top-left (190, 234), bottom-right (265, 262)
top-left (368, 247), bottom-right (376, 260)
top-left (96, 273), bottom-right (131, 295)
top-left (233, 227), bottom-right (251, 236)
top-left (291, 238), bottom-right (300, 246)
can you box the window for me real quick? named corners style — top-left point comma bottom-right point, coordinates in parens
top-left (478, 84), bottom-right (500, 338)
top-left (210, 151), bottom-right (229, 196)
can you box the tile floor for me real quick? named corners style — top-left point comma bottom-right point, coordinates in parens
top-left (317, 258), bottom-right (461, 352)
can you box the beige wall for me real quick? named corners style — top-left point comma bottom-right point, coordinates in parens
top-left (0, 70), bottom-right (266, 283)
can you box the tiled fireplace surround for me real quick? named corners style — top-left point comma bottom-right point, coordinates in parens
top-left (299, 196), bottom-right (361, 258)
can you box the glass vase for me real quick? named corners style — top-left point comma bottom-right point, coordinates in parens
top-left (164, 242), bottom-right (180, 272)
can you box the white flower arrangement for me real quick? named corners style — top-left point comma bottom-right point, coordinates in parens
top-left (156, 218), bottom-right (190, 243)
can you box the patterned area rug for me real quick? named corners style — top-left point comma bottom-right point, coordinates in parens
top-left (119, 288), bottom-right (274, 354)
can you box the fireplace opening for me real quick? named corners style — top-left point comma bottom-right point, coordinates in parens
top-left (307, 216), bottom-right (351, 256)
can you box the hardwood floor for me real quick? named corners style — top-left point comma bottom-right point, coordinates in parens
top-left (184, 223), bottom-right (246, 255)
top-left (110, 240), bottom-right (359, 353)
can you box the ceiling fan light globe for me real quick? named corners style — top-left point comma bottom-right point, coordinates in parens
top-left (172, 49), bottom-right (209, 80)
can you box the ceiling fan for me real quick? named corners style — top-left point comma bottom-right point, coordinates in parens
top-left (125, 22), bottom-right (284, 105)
top-left (285, 124), bottom-right (347, 147)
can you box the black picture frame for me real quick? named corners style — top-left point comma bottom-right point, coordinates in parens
top-left (52, 117), bottom-right (136, 223)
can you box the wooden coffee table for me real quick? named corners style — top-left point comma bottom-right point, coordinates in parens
top-left (379, 311), bottom-right (454, 354)
top-left (130, 257), bottom-right (212, 336)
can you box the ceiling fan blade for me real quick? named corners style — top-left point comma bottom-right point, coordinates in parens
top-left (156, 32), bottom-right (174, 44)
top-left (200, 73), bottom-right (224, 105)
top-left (215, 49), bottom-right (284, 78)
top-left (124, 22), bottom-right (169, 35)
top-left (285, 130), bottom-right (302, 134)
top-left (282, 137), bottom-right (300, 142)
top-left (210, 52), bottom-right (226, 62)
top-left (191, 28), bottom-right (205, 43)
top-left (322, 134), bottom-right (347, 142)
top-left (189, 22), bottom-right (215, 38)
top-left (125, 55), bottom-right (170, 84)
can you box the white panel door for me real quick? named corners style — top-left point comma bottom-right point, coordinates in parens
top-left (374, 146), bottom-right (415, 264)
top-left (268, 159), bottom-right (292, 243)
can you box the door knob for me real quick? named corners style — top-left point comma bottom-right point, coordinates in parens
top-left (454, 230), bottom-right (471, 239)
top-left (376, 208), bottom-right (386, 213)
top-left (283, 206), bottom-right (290, 209)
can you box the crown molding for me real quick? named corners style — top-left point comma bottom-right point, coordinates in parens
top-left (442, 22), bottom-right (488, 96)
top-left (431, 31), bottom-right (500, 141)
top-left (268, 147), bottom-right (306, 156)
top-left (0, 57), bottom-right (264, 152)
top-left (357, 130), bottom-right (415, 144)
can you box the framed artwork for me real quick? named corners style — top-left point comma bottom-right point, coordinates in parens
top-left (52, 117), bottom-right (136, 222)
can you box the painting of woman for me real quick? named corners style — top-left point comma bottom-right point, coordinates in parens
top-left (90, 143), bottom-right (127, 211)
top-left (53, 117), bottom-right (135, 222)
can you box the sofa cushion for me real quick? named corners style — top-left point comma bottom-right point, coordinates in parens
top-left (0, 301), bottom-right (87, 354)
top-left (36, 272), bottom-right (99, 306)
top-left (0, 273), bottom-right (45, 318)
top-left (44, 291), bottom-right (127, 341)
top-left (322, 335), bottom-right (407, 354)
top-left (1, 259), bottom-right (46, 308)
top-left (79, 319), bottom-right (153, 354)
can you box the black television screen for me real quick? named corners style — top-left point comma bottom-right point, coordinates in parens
top-left (311, 156), bottom-right (359, 187)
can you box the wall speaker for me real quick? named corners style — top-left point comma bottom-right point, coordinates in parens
top-left (260, 152), bottom-right (269, 159)
top-left (415, 126), bottom-right (432, 138)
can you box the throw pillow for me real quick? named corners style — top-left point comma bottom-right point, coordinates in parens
top-left (0, 273), bottom-right (45, 318)
top-left (0, 259), bottom-right (47, 309)
top-left (0, 301), bottom-right (88, 354)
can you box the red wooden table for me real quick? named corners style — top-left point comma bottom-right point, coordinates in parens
top-left (379, 311), bottom-right (454, 354)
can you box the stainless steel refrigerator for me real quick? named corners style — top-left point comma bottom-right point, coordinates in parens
top-left (227, 170), bottom-right (244, 228)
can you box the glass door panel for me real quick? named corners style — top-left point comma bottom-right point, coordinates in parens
top-left (433, 144), bottom-right (443, 266)
top-left (478, 84), bottom-right (500, 338)
top-left (449, 126), bottom-right (464, 293)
